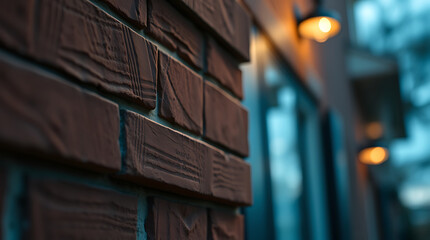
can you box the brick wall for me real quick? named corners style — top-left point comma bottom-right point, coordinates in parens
top-left (0, 0), bottom-right (251, 239)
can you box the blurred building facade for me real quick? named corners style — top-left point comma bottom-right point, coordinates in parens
top-left (240, 0), bottom-right (418, 239)
top-left (352, 0), bottom-right (430, 239)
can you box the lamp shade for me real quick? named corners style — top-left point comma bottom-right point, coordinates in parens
top-left (298, 8), bottom-right (341, 42)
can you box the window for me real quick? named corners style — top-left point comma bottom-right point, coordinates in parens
top-left (243, 27), bottom-right (329, 240)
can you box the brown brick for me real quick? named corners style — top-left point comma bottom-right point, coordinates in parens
top-left (159, 52), bottom-right (203, 134)
top-left (101, 0), bottom-right (147, 28)
top-left (121, 110), bottom-right (211, 196)
top-left (0, 0), bottom-right (158, 109)
top-left (146, 197), bottom-right (207, 240)
top-left (148, 0), bottom-right (203, 69)
top-left (0, 170), bottom-right (5, 239)
top-left (209, 210), bottom-right (245, 240)
top-left (121, 111), bottom-right (250, 205)
top-left (0, 57), bottom-right (121, 172)
top-left (204, 82), bottom-right (249, 157)
top-left (28, 180), bottom-right (138, 240)
top-left (207, 38), bottom-right (243, 99)
top-left (0, 0), bottom-right (33, 54)
top-left (170, 0), bottom-right (250, 62)
top-left (209, 150), bottom-right (252, 205)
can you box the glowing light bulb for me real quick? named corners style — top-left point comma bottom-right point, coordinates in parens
top-left (319, 17), bottom-right (332, 33)
top-left (298, 15), bottom-right (341, 42)
top-left (358, 147), bottom-right (389, 165)
top-left (370, 147), bottom-right (386, 164)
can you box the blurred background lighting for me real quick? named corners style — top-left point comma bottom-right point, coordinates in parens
top-left (365, 122), bottom-right (384, 140)
top-left (298, 15), bottom-right (341, 43)
top-left (400, 185), bottom-right (430, 209)
top-left (358, 146), bottom-right (389, 165)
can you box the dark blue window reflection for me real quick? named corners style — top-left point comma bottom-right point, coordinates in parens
top-left (267, 86), bottom-right (302, 240)
top-left (354, 0), bottom-right (430, 238)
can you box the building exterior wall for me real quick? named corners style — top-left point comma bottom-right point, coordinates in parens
top-left (241, 0), bottom-right (373, 240)
top-left (0, 0), bottom-right (252, 239)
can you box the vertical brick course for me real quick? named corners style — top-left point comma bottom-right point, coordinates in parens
top-left (159, 52), bottom-right (203, 134)
top-left (204, 82), bottom-right (249, 157)
top-left (0, 57), bottom-right (121, 172)
top-left (29, 180), bottom-right (138, 239)
top-left (146, 197), bottom-right (207, 240)
top-left (148, 0), bottom-right (203, 69)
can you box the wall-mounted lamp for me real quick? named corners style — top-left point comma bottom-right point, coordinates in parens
top-left (358, 146), bottom-right (389, 165)
top-left (297, 7), bottom-right (341, 43)
top-left (365, 122), bottom-right (384, 140)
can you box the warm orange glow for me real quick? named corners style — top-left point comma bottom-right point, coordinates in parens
top-left (298, 16), bottom-right (341, 42)
top-left (319, 17), bottom-right (331, 33)
top-left (358, 147), bottom-right (389, 165)
top-left (365, 122), bottom-right (384, 140)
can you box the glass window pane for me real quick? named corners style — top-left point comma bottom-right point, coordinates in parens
top-left (266, 85), bottom-right (302, 240)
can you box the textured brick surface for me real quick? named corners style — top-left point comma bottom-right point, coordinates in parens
top-left (209, 210), bottom-right (245, 240)
top-left (0, 0), bottom-right (253, 236)
top-left (0, 0), bottom-right (32, 54)
top-left (122, 110), bottom-right (211, 196)
top-left (29, 180), bottom-right (138, 240)
top-left (209, 151), bottom-right (252, 205)
top-left (0, 0), bottom-right (158, 109)
top-left (0, 170), bottom-right (5, 240)
top-left (101, 0), bottom-right (147, 28)
top-left (0, 57), bottom-right (121, 172)
top-left (170, 0), bottom-right (250, 61)
top-left (159, 52), bottom-right (203, 134)
top-left (207, 38), bottom-right (243, 99)
top-left (146, 197), bottom-right (207, 240)
top-left (204, 82), bottom-right (249, 157)
top-left (122, 111), bottom-right (251, 205)
top-left (148, 0), bottom-right (203, 69)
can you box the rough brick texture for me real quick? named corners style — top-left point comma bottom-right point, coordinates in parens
top-left (0, 0), bottom-right (251, 238)
top-left (146, 197), bottom-right (207, 240)
top-left (204, 82), bottom-right (249, 157)
top-left (0, 0), bottom-right (158, 109)
top-left (29, 180), bottom-right (138, 239)
top-left (207, 38), bottom-right (243, 99)
top-left (121, 110), bottom-right (211, 196)
top-left (209, 210), bottom-right (245, 240)
top-left (159, 52), bottom-right (203, 134)
top-left (210, 151), bottom-right (252, 205)
top-left (101, 0), bottom-right (147, 28)
top-left (148, 0), bottom-right (203, 69)
top-left (0, 170), bottom-right (5, 240)
top-left (170, 0), bottom-right (251, 61)
top-left (0, 57), bottom-right (121, 172)
top-left (121, 110), bottom-right (252, 205)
